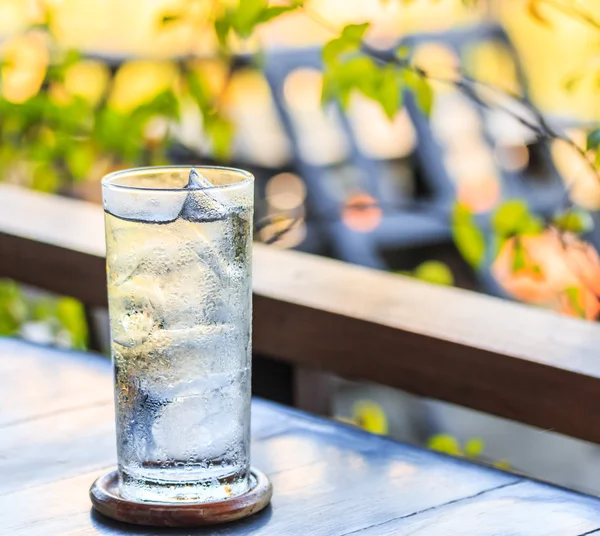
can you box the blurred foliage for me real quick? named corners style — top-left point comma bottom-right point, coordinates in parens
top-left (0, 1), bottom-right (290, 192)
top-left (0, 280), bottom-right (27, 335)
top-left (552, 208), bottom-right (594, 235)
top-left (352, 399), bottom-right (389, 434)
top-left (337, 399), bottom-right (389, 435)
top-left (413, 261), bottom-right (454, 286)
top-left (320, 22), bottom-right (433, 119)
top-left (428, 433), bottom-right (510, 470)
top-left (0, 0), bottom-right (599, 340)
top-left (452, 204), bottom-right (486, 269)
top-left (340, 400), bottom-right (511, 470)
top-left (396, 260), bottom-right (455, 286)
top-left (0, 279), bottom-right (87, 350)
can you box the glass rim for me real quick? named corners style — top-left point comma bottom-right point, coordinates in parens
top-left (101, 165), bottom-right (254, 193)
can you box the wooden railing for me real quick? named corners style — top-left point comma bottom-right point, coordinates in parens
top-left (2, 183), bottom-right (600, 443)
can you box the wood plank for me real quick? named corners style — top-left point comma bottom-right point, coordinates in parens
top-left (4, 186), bottom-right (600, 443)
top-left (354, 480), bottom-right (600, 536)
top-left (0, 184), bottom-right (107, 306)
top-left (253, 247), bottom-right (600, 445)
top-left (0, 338), bottom-right (112, 426)
top-left (3, 341), bottom-right (600, 536)
top-left (1, 411), bottom-right (516, 536)
top-left (0, 398), bottom-right (296, 498)
top-left (0, 404), bottom-right (115, 495)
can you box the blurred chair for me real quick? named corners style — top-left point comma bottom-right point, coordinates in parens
top-left (262, 22), bottom-right (568, 293)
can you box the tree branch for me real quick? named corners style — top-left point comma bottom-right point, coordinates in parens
top-left (304, 6), bottom-right (600, 187)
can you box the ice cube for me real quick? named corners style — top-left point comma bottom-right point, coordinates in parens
top-left (109, 274), bottom-right (162, 348)
top-left (179, 168), bottom-right (230, 223)
top-left (104, 187), bottom-right (185, 224)
top-left (114, 322), bottom-right (236, 380)
top-left (151, 372), bottom-right (245, 461)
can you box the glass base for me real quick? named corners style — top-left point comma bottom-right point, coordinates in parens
top-left (119, 464), bottom-right (250, 503)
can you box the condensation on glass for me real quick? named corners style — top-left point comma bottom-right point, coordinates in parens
top-left (102, 166), bottom-right (254, 503)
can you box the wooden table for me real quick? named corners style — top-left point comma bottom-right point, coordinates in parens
top-left (3, 338), bottom-right (600, 535)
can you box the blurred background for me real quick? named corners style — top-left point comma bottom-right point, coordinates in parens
top-left (1, 0), bottom-right (600, 496)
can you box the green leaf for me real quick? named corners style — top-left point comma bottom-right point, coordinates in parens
top-left (322, 23), bottom-right (369, 67)
top-left (56, 297), bottom-right (88, 350)
top-left (322, 56), bottom-right (380, 109)
top-left (322, 38), bottom-right (358, 67)
top-left (428, 434), bottom-right (463, 456)
top-left (259, 5), bottom-right (299, 23)
top-left (553, 209), bottom-right (594, 234)
top-left (32, 298), bottom-right (57, 321)
top-left (187, 70), bottom-right (211, 110)
top-left (414, 78), bottom-right (433, 117)
top-left (0, 279), bottom-right (27, 336)
top-left (346, 56), bottom-right (380, 99)
top-left (492, 200), bottom-right (528, 235)
top-left (341, 23), bottom-right (370, 42)
top-left (187, 70), bottom-right (234, 157)
top-left (378, 65), bottom-right (401, 120)
top-left (205, 115), bottom-right (235, 160)
top-left (214, 14), bottom-right (232, 46)
top-left (587, 129), bottom-right (600, 151)
top-left (32, 164), bottom-right (61, 193)
top-left (63, 49), bottom-right (82, 68)
top-left (452, 204), bottom-right (486, 269)
top-left (65, 143), bottom-right (95, 181)
top-left (512, 238), bottom-right (526, 272)
top-left (492, 200), bottom-right (542, 237)
top-left (464, 438), bottom-right (485, 458)
top-left (564, 287), bottom-right (585, 318)
top-left (233, 0), bottom-right (267, 38)
top-left (404, 71), bottom-right (433, 117)
top-left (413, 261), bottom-right (454, 286)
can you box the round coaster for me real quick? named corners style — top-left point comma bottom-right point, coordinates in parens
top-left (90, 468), bottom-right (272, 527)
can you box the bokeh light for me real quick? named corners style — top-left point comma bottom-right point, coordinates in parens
top-left (266, 173), bottom-right (307, 211)
top-left (1, 32), bottom-right (49, 104)
top-left (412, 43), bottom-right (460, 81)
top-left (494, 144), bottom-right (530, 173)
top-left (348, 96), bottom-right (417, 159)
top-left (342, 193), bottom-right (382, 233)
top-left (284, 68), bottom-right (349, 165)
top-left (456, 175), bottom-right (501, 214)
top-left (63, 60), bottom-right (110, 105)
top-left (224, 69), bottom-right (291, 168)
top-left (109, 60), bottom-right (177, 112)
top-left (463, 41), bottom-right (521, 94)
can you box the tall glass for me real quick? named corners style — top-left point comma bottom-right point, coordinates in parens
top-left (102, 166), bottom-right (254, 503)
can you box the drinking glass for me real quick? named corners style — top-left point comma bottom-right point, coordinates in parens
top-left (102, 166), bottom-right (253, 503)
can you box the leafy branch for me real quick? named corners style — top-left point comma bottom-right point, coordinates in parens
top-left (303, 5), bottom-right (600, 186)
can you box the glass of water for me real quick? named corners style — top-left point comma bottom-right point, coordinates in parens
top-left (102, 166), bottom-right (253, 503)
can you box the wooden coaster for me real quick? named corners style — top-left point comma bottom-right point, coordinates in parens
top-left (90, 468), bottom-right (272, 527)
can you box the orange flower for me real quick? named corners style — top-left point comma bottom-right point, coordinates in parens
top-left (492, 230), bottom-right (600, 319)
